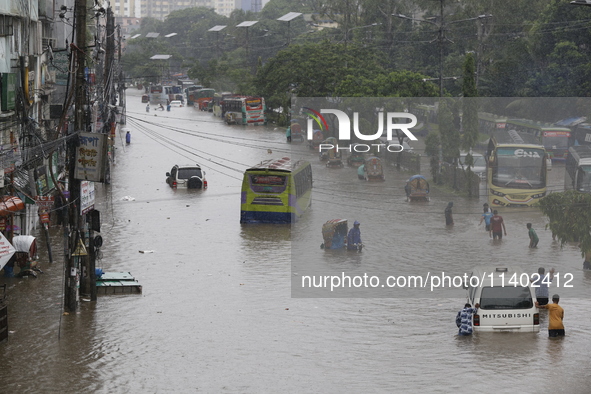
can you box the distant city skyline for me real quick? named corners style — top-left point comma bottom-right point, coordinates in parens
top-left (114, 0), bottom-right (271, 18)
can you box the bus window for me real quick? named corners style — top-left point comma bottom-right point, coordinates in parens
top-left (577, 165), bottom-right (591, 192)
top-left (249, 175), bottom-right (287, 193)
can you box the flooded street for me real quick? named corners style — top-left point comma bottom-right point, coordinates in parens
top-left (1, 89), bottom-right (590, 393)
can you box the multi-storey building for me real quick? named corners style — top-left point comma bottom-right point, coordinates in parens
top-left (141, 0), bottom-right (212, 20)
top-left (113, 0), bottom-right (138, 17)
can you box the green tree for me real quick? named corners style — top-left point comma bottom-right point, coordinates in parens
top-left (538, 190), bottom-right (591, 260)
top-left (424, 130), bottom-right (441, 185)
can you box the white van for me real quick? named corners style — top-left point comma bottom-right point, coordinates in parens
top-left (458, 151), bottom-right (486, 179)
top-left (464, 266), bottom-right (540, 332)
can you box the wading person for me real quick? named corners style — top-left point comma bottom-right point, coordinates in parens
top-left (536, 294), bottom-right (565, 337)
top-left (444, 202), bottom-right (454, 226)
top-left (347, 221), bottom-right (362, 251)
top-left (479, 206), bottom-right (494, 231)
top-left (527, 223), bottom-right (539, 248)
top-left (456, 303), bottom-right (480, 336)
top-left (531, 267), bottom-right (554, 306)
top-left (490, 210), bottom-right (506, 239)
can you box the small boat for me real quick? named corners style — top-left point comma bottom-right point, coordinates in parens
top-left (363, 156), bottom-right (385, 181)
top-left (405, 175), bottom-right (430, 201)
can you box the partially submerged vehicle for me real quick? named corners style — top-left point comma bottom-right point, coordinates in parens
top-left (308, 130), bottom-right (324, 150)
top-left (166, 164), bottom-right (207, 189)
top-left (347, 145), bottom-right (365, 167)
top-left (319, 137), bottom-right (343, 167)
top-left (465, 266), bottom-right (540, 333)
top-left (321, 219), bottom-right (348, 249)
top-left (320, 219), bottom-right (363, 252)
top-left (12, 235), bottom-right (41, 278)
top-left (363, 157), bottom-right (385, 181)
top-left (290, 121), bottom-right (305, 143)
top-left (405, 175), bottom-right (430, 201)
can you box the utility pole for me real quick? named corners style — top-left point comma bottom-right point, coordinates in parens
top-left (66, 0), bottom-right (87, 312)
top-left (438, 0), bottom-right (444, 98)
top-left (104, 7), bottom-right (114, 109)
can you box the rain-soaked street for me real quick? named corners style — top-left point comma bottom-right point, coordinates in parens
top-left (1, 88), bottom-right (591, 393)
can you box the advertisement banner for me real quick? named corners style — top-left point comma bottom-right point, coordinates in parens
top-left (80, 180), bottom-right (95, 215)
top-left (0, 232), bottom-right (16, 270)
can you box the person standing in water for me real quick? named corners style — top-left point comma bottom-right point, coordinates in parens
top-left (444, 202), bottom-right (454, 226)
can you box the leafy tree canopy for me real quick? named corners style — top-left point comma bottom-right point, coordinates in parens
top-left (538, 191), bottom-right (591, 258)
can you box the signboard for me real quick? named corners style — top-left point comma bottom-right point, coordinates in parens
top-left (49, 51), bottom-right (69, 86)
top-left (543, 131), bottom-right (570, 137)
top-left (74, 132), bottom-right (107, 182)
top-left (36, 195), bottom-right (54, 224)
top-left (80, 180), bottom-right (95, 215)
top-left (1, 73), bottom-right (16, 111)
top-left (36, 166), bottom-right (50, 195)
top-left (0, 232), bottom-right (16, 270)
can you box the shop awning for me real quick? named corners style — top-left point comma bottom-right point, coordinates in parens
top-left (0, 196), bottom-right (25, 216)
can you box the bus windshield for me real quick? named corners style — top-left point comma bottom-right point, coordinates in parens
top-left (492, 147), bottom-right (546, 189)
top-left (543, 135), bottom-right (569, 149)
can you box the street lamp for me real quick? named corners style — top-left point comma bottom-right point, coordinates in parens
top-left (236, 20), bottom-right (259, 70)
top-left (277, 12), bottom-right (302, 46)
top-left (208, 25), bottom-right (227, 58)
top-left (345, 23), bottom-right (381, 49)
top-left (393, 11), bottom-right (492, 97)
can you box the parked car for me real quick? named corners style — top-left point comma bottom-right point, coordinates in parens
top-left (458, 151), bottom-right (486, 179)
top-left (166, 165), bottom-right (207, 189)
top-left (170, 100), bottom-right (183, 107)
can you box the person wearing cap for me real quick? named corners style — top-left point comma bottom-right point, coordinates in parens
top-left (444, 202), bottom-right (454, 226)
top-left (347, 221), bottom-right (362, 250)
top-left (536, 294), bottom-right (565, 337)
top-left (456, 302), bottom-right (480, 336)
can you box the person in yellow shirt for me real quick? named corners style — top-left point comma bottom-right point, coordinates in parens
top-left (536, 294), bottom-right (565, 337)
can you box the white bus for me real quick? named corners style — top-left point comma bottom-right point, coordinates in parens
top-left (564, 145), bottom-right (591, 193)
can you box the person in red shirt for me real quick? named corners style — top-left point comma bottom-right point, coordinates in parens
top-left (489, 210), bottom-right (507, 240)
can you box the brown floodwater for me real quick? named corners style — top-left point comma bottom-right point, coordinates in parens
top-left (0, 89), bottom-right (589, 393)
